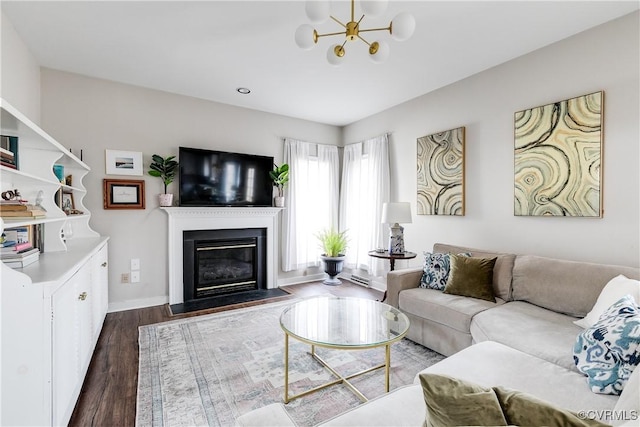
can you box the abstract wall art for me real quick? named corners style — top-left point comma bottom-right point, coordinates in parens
top-left (417, 127), bottom-right (465, 216)
top-left (514, 91), bottom-right (603, 217)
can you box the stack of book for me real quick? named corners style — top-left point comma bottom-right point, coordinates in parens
top-left (0, 135), bottom-right (19, 169)
top-left (1, 239), bottom-right (40, 268)
top-left (0, 201), bottom-right (46, 219)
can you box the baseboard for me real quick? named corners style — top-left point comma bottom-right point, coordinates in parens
top-left (277, 273), bottom-right (326, 286)
top-left (108, 295), bottom-right (169, 313)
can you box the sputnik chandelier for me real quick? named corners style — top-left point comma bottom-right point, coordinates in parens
top-left (295, 0), bottom-right (415, 65)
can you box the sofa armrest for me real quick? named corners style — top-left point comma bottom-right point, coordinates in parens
top-left (386, 267), bottom-right (423, 308)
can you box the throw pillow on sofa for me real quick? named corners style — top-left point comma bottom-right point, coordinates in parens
top-left (574, 294), bottom-right (640, 395)
top-left (443, 254), bottom-right (497, 302)
top-left (420, 252), bottom-right (470, 290)
top-left (574, 275), bottom-right (640, 329)
top-left (419, 373), bottom-right (608, 427)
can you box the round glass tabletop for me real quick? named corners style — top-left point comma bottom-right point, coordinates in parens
top-left (279, 296), bottom-right (410, 348)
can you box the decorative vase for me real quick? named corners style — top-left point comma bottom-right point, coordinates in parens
top-left (274, 196), bottom-right (285, 207)
top-left (158, 193), bottom-right (173, 207)
top-left (320, 255), bottom-right (345, 286)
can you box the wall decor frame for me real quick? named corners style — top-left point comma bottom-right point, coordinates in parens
top-left (105, 149), bottom-right (143, 176)
top-left (103, 179), bottom-right (145, 209)
top-left (61, 191), bottom-right (75, 213)
top-left (417, 126), bottom-right (465, 216)
top-left (514, 91), bottom-right (603, 217)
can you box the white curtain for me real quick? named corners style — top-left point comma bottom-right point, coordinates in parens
top-left (339, 134), bottom-right (390, 275)
top-left (282, 138), bottom-right (340, 272)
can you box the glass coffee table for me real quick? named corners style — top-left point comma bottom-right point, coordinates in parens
top-left (279, 296), bottom-right (410, 403)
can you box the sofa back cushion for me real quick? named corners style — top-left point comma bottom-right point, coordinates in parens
top-left (433, 243), bottom-right (515, 301)
top-left (511, 255), bottom-right (640, 317)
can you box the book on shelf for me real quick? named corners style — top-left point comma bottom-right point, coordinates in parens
top-left (0, 208), bottom-right (47, 218)
top-left (0, 247), bottom-right (39, 260)
top-left (1, 224), bottom-right (44, 252)
top-left (0, 135), bottom-right (18, 169)
top-left (2, 251), bottom-right (40, 269)
top-left (0, 203), bottom-right (39, 211)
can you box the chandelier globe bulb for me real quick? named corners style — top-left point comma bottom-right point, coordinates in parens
top-left (327, 44), bottom-right (345, 66)
top-left (360, 0), bottom-right (388, 17)
top-left (295, 24), bottom-right (316, 50)
top-left (369, 40), bottom-right (389, 64)
top-left (305, 0), bottom-right (330, 24)
top-left (391, 12), bottom-right (415, 41)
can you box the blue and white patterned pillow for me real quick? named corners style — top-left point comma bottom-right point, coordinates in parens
top-left (420, 252), bottom-right (471, 290)
top-left (573, 294), bottom-right (640, 395)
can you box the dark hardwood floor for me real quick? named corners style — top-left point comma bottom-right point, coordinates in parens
top-left (69, 281), bottom-right (383, 427)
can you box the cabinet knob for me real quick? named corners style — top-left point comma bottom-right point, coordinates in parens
top-left (78, 292), bottom-right (88, 301)
top-left (101, 262), bottom-right (108, 267)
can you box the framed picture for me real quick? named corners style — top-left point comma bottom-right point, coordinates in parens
top-left (103, 179), bottom-right (145, 209)
top-left (417, 126), bottom-right (465, 216)
top-left (514, 91), bottom-right (603, 217)
top-left (61, 192), bottom-right (75, 213)
top-left (105, 150), bottom-right (143, 176)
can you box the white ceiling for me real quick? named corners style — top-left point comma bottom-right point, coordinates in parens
top-left (2, 1), bottom-right (638, 126)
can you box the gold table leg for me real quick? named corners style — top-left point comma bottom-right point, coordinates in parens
top-left (284, 333), bottom-right (289, 403)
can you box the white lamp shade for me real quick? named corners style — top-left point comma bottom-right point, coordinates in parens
top-left (360, 0), bottom-right (388, 17)
top-left (305, 0), bottom-right (330, 24)
top-left (381, 202), bottom-right (412, 224)
top-left (295, 24), bottom-right (316, 50)
top-left (369, 40), bottom-right (389, 64)
top-left (326, 44), bottom-right (345, 66)
top-left (391, 12), bottom-right (415, 41)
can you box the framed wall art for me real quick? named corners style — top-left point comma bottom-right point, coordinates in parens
top-left (514, 91), bottom-right (603, 217)
top-left (105, 150), bottom-right (143, 176)
top-left (103, 179), bottom-right (145, 209)
top-left (417, 126), bottom-right (465, 216)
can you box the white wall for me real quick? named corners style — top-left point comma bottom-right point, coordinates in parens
top-left (40, 70), bottom-right (341, 310)
top-left (0, 10), bottom-right (40, 122)
top-left (343, 12), bottom-right (640, 268)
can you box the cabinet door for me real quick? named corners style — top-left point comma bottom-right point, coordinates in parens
top-left (51, 273), bottom-right (80, 426)
top-left (91, 244), bottom-right (109, 339)
top-left (76, 264), bottom-right (93, 371)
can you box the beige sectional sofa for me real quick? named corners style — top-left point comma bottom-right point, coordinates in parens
top-left (237, 243), bottom-right (640, 426)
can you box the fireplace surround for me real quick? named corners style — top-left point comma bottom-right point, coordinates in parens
top-left (163, 207), bottom-right (282, 305)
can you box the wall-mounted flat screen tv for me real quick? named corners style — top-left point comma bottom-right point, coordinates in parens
top-left (179, 147), bottom-right (274, 207)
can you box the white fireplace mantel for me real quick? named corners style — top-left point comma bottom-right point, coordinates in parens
top-left (162, 207), bottom-right (282, 305)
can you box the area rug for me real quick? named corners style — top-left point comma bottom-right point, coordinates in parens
top-left (136, 299), bottom-right (444, 427)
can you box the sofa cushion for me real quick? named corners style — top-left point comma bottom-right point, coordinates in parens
top-left (420, 252), bottom-right (455, 290)
top-left (574, 295), bottom-right (640, 395)
top-left (419, 374), bottom-right (507, 427)
top-left (612, 361), bottom-right (640, 426)
top-left (574, 275), bottom-right (640, 329)
top-left (444, 254), bottom-right (497, 302)
top-left (493, 387), bottom-right (609, 427)
top-left (399, 287), bottom-right (503, 334)
top-left (470, 301), bottom-right (582, 371)
top-left (511, 255), bottom-right (640, 318)
top-left (420, 341), bottom-right (618, 420)
top-left (433, 243), bottom-right (515, 301)
top-left (320, 384), bottom-right (426, 426)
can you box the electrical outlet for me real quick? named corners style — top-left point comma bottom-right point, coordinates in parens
top-left (131, 258), bottom-right (140, 270)
top-left (121, 273), bottom-right (129, 283)
top-left (131, 271), bottom-right (140, 283)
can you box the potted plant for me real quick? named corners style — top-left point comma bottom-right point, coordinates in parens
top-left (269, 163), bottom-right (289, 207)
top-left (148, 154), bottom-right (178, 207)
top-left (317, 228), bottom-right (348, 286)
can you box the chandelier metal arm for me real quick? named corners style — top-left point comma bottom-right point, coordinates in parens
top-left (330, 15), bottom-right (347, 28)
top-left (357, 25), bottom-right (392, 34)
top-left (357, 34), bottom-right (372, 47)
top-left (315, 30), bottom-right (350, 39)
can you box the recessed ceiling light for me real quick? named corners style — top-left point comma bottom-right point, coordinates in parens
top-left (236, 87), bottom-right (251, 94)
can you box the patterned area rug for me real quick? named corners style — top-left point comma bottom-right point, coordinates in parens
top-left (136, 300), bottom-right (444, 426)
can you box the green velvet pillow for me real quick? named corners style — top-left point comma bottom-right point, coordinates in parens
top-left (443, 254), bottom-right (497, 302)
top-left (419, 373), bottom-right (507, 427)
top-left (493, 387), bottom-right (610, 427)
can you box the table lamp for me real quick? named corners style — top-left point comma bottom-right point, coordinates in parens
top-left (381, 202), bottom-right (412, 254)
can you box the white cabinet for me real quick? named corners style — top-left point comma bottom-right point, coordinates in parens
top-left (0, 98), bottom-right (109, 426)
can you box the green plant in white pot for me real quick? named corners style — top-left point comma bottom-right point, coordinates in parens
top-left (148, 154), bottom-right (178, 207)
top-left (317, 228), bottom-right (348, 286)
top-left (269, 163), bottom-right (289, 207)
